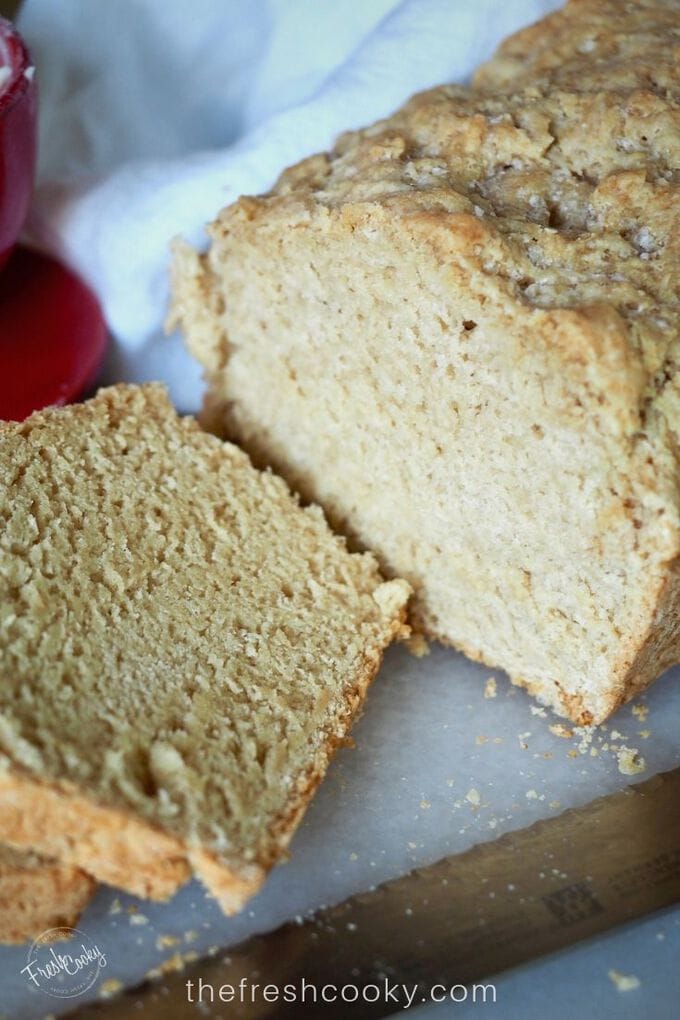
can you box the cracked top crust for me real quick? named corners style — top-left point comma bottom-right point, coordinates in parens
top-left (222, 0), bottom-right (678, 435)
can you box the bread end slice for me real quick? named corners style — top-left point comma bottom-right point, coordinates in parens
top-left (0, 384), bottom-right (410, 913)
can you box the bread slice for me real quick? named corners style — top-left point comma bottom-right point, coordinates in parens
top-left (0, 384), bottom-right (409, 913)
top-left (170, 0), bottom-right (680, 725)
top-left (0, 845), bottom-right (95, 944)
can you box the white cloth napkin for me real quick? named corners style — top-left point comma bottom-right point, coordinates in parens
top-left (19, 0), bottom-right (561, 411)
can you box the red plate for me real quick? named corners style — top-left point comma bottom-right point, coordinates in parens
top-left (0, 245), bottom-right (108, 421)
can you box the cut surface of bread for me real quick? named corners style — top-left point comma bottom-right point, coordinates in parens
top-left (0, 384), bottom-right (409, 913)
top-left (171, 0), bottom-right (680, 725)
top-left (0, 844), bottom-right (95, 944)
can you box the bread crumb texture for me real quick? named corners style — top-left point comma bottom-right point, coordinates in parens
top-left (0, 384), bottom-right (409, 913)
top-left (171, 0), bottom-right (680, 725)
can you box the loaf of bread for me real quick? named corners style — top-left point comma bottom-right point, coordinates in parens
top-left (171, 0), bottom-right (680, 725)
top-left (0, 384), bottom-right (409, 913)
top-left (0, 846), bottom-right (95, 944)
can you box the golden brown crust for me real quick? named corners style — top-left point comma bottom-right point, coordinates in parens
top-left (0, 772), bottom-right (191, 901)
top-left (0, 847), bottom-right (95, 945)
top-left (474, 0), bottom-right (680, 92)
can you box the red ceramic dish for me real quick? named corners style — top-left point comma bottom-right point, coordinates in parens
top-left (0, 246), bottom-right (108, 422)
top-left (0, 19), bottom-right (108, 421)
top-left (0, 16), bottom-right (37, 270)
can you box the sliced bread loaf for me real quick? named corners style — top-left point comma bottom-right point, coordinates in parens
top-left (171, 0), bottom-right (680, 725)
top-left (0, 384), bottom-right (409, 913)
top-left (0, 846), bottom-right (95, 944)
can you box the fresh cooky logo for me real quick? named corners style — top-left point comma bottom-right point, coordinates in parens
top-left (21, 927), bottom-right (106, 998)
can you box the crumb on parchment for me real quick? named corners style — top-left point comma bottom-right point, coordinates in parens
top-left (608, 969), bottom-right (641, 992)
top-left (484, 677), bottom-right (497, 699)
top-left (631, 703), bottom-right (649, 722)
top-left (616, 747), bottom-right (646, 776)
top-left (549, 723), bottom-right (573, 739)
top-left (405, 633), bottom-right (430, 657)
top-left (99, 979), bottom-right (123, 999)
top-left (156, 934), bottom-right (181, 950)
top-left (146, 950), bottom-right (199, 981)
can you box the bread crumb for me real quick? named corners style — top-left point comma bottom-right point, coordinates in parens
top-left (576, 725), bottom-right (595, 753)
top-left (108, 898), bottom-right (122, 915)
top-left (617, 748), bottom-right (646, 776)
top-left (146, 949), bottom-right (198, 981)
top-left (466, 788), bottom-right (480, 806)
top-left (638, 729), bottom-right (651, 739)
top-left (483, 677), bottom-right (497, 699)
top-left (420, 799), bottom-right (431, 810)
top-left (526, 789), bottom-right (539, 800)
top-left (530, 706), bottom-right (547, 718)
top-left (475, 735), bottom-right (488, 745)
top-left (405, 633), bottom-right (430, 657)
top-left (156, 934), bottom-right (180, 950)
top-left (129, 913), bottom-right (148, 926)
top-left (99, 979), bottom-right (123, 999)
top-left (373, 578), bottom-right (412, 618)
top-left (549, 724), bottom-right (573, 739)
top-left (632, 703), bottom-right (649, 722)
top-left (608, 969), bottom-right (641, 992)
